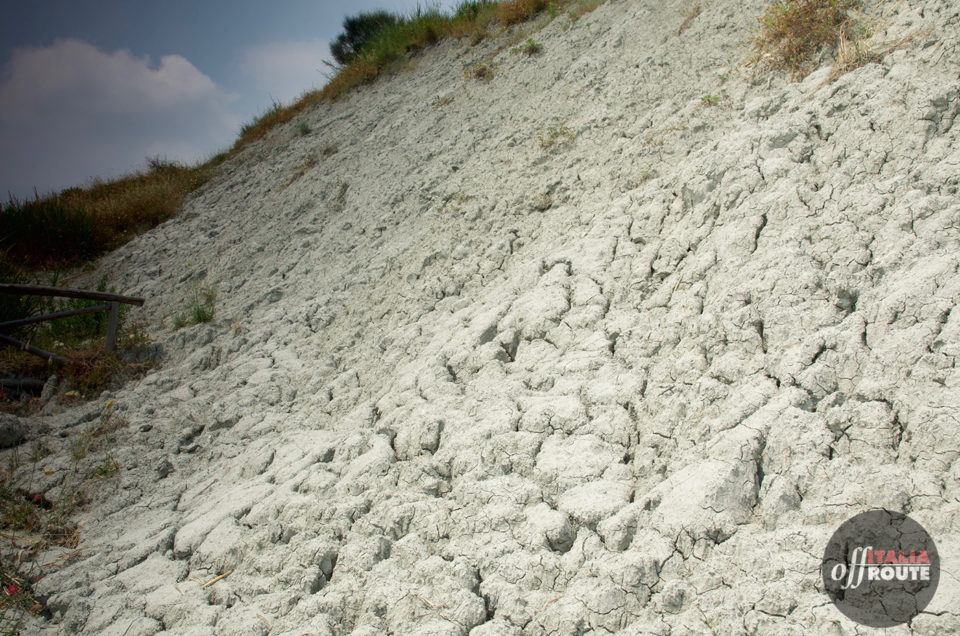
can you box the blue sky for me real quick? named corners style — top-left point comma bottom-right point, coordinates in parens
top-left (0, 0), bottom-right (458, 200)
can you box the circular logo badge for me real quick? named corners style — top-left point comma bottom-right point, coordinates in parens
top-left (821, 509), bottom-right (939, 628)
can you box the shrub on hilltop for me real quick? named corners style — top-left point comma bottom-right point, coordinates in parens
top-left (330, 11), bottom-right (400, 65)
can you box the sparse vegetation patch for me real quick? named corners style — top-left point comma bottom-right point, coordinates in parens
top-left (496, 0), bottom-right (551, 27)
top-left (0, 405), bottom-right (128, 627)
top-left (466, 62), bottom-right (497, 82)
top-left (700, 94), bottom-right (722, 107)
top-left (511, 38), bottom-right (543, 55)
top-left (172, 283), bottom-right (217, 330)
top-left (751, 0), bottom-right (859, 79)
top-left (540, 121), bottom-right (576, 150)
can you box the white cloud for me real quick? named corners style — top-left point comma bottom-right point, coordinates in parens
top-left (240, 39), bottom-right (332, 106)
top-left (0, 39), bottom-right (242, 198)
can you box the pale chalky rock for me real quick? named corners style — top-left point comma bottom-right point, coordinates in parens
top-left (9, 0), bottom-right (960, 633)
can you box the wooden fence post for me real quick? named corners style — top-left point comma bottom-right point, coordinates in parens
top-left (105, 302), bottom-right (120, 353)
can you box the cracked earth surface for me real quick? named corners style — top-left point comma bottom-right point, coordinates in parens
top-left (7, 0), bottom-right (960, 633)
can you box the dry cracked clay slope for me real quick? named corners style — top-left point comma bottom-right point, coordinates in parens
top-left (12, 0), bottom-right (960, 633)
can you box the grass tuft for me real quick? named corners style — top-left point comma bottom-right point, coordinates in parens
top-left (172, 284), bottom-right (217, 330)
top-left (751, 0), bottom-right (859, 79)
top-left (699, 94), bottom-right (722, 107)
top-left (510, 38), bottom-right (543, 55)
top-left (824, 20), bottom-right (878, 80)
top-left (466, 62), bottom-right (497, 82)
top-left (540, 121), bottom-right (576, 150)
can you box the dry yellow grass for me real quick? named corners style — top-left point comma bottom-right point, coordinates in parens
top-left (318, 60), bottom-right (381, 101)
top-left (2, 160), bottom-right (217, 268)
top-left (751, 0), bottom-right (858, 79)
top-left (495, 0), bottom-right (551, 27)
top-left (59, 161), bottom-right (216, 243)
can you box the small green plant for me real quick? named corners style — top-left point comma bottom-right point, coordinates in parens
top-left (173, 284), bottom-right (216, 330)
top-left (431, 95), bottom-right (454, 109)
top-left (511, 38), bottom-right (543, 55)
top-left (297, 122), bottom-right (311, 136)
top-left (700, 94), bottom-right (721, 107)
top-left (751, 0), bottom-right (858, 79)
top-left (540, 121), bottom-right (575, 150)
top-left (71, 434), bottom-right (91, 462)
top-left (465, 62), bottom-right (495, 82)
top-left (629, 168), bottom-right (656, 189)
top-left (90, 457), bottom-right (120, 480)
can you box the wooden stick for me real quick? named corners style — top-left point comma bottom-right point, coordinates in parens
top-left (418, 595), bottom-right (441, 609)
top-left (201, 570), bottom-right (233, 588)
top-left (0, 303), bottom-right (112, 330)
top-left (543, 595), bottom-right (563, 609)
top-left (0, 333), bottom-right (68, 363)
top-left (0, 284), bottom-right (144, 306)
